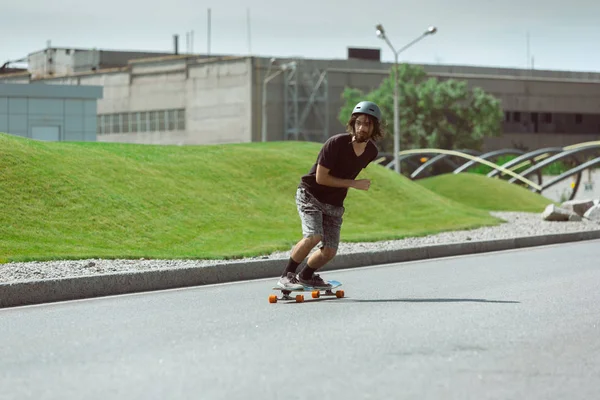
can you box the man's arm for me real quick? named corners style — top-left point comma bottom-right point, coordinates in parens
top-left (316, 164), bottom-right (371, 191)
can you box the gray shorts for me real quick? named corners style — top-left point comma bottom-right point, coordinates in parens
top-left (295, 187), bottom-right (345, 250)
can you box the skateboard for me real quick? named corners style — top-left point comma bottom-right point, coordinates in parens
top-left (269, 280), bottom-right (344, 303)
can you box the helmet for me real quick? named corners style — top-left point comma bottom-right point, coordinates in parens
top-left (352, 101), bottom-right (381, 122)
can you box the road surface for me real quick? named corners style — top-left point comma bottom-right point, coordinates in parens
top-left (1, 240), bottom-right (599, 399)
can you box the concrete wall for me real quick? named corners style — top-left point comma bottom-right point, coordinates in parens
top-left (185, 58), bottom-right (253, 144)
top-left (73, 50), bottom-right (176, 73)
top-left (0, 83), bottom-right (102, 141)
top-left (253, 57), bottom-right (600, 150)
top-left (252, 58), bottom-right (392, 143)
top-left (441, 75), bottom-right (600, 114)
top-left (483, 133), bottom-right (600, 152)
top-left (5, 53), bottom-right (600, 150)
top-left (0, 72), bottom-right (34, 84)
top-left (27, 48), bottom-right (178, 78)
top-left (27, 56), bottom-right (254, 145)
top-left (28, 48), bottom-right (78, 79)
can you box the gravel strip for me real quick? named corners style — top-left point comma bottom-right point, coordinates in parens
top-left (1, 212), bottom-right (598, 284)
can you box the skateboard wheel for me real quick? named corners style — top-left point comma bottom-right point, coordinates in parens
top-left (295, 294), bottom-right (304, 303)
top-left (268, 295), bottom-right (278, 303)
top-left (336, 290), bottom-right (345, 298)
top-left (311, 290), bottom-right (320, 299)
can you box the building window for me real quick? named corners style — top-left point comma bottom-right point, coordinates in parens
top-left (131, 113), bottom-right (139, 133)
top-left (575, 114), bottom-right (583, 124)
top-left (149, 111), bottom-right (158, 131)
top-left (112, 114), bottom-right (121, 133)
top-left (513, 112), bottom-right (521, 122)
top-left (122, 113), bottom-right (130, 133)
top-left (177, 109), bottom-right (185, 130)
top-left (158, 111), bottom-right (166, 131)
top-left (97, 109), bottom-right (186, 135)
top-left (544, 113), bottom-right (552, 123)
top-left (103, 115), bottom-right (110, 134)
top-left (167, 110), bottom-right (176, 130)
top-left (140, 112), bottom-right (148, 132)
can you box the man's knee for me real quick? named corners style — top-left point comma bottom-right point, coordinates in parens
top-left (320, 247), bottom-right (337, 260)
top-left (304, 235), bottom-right (322, 247)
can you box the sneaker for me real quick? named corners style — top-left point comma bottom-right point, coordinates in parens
top-left (277, 272), bottom-right (303, 290)
top-left (297, 273), bottom-right (332, 289)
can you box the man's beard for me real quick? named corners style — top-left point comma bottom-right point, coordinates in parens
top-left (355, 131), bottom-right (369, 142)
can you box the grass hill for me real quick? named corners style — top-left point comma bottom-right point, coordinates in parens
top-left (416, 173), bottom-right (554, 212)
top-left (0, 133), bottom-right (547, 263)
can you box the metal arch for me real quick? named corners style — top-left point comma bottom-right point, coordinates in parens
top-left (507, 146), bottom-right (600, 188)
top-left (541, 157), bottom-right (600, 201)
top-left (492, 141), bottom-right (600, 178)
top-left (410, 153), bottom-right (456, 180)
top-left (385, 141), bottom-right (600, 173)
top-left (410, 149), bottom-right (481, 179)
top-left (564, 140), bottom-right (600, 151)
top-left (487, 147), bottom-right (563, 178)
top-left (384, 151), bottom-right (442, 170)
top-left (452, 148), bottom-right (525, 174)
top-left (398, 148), bottom-right (542, 190)
top-left (504, 142), bottom-right (600, 197)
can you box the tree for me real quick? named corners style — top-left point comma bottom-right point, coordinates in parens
top-left (338, 64), bottom-right (504, 152)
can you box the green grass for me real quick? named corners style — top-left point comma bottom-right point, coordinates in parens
top-left (416, 173), bottom-right (554, 212)
top-left (469, 155), bottom-right (531, 176)
top-left (0, 133), bottom-right (546, 263)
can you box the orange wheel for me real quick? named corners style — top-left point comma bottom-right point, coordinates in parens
top-left (296, 294), bottom-right (304, 303)
top-left (269, 295), bottom-right (278, 303)
top-left (311, 290), bottom-right (320, 299)
top-left (336, 290), bottom-right (345, 298)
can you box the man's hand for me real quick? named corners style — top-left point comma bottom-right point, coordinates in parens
top-left (352, 179), bottom-right (371, 191)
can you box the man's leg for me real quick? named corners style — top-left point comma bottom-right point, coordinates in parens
top-left (297, 211), bottom-right (342, 288)
top-left (297, 246), bottom-right (337, 285)
top-left (278, 235), bottom-right (323, 289)
top-left (281, 235), bottom-right (322, 277)
top-left (277, 188), bottom-right (324, 288)
top-left (305, 246), bottom-right (337, 270)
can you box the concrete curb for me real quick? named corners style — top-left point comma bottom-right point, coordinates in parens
top-left (1, 230), bottom-right (600, 309)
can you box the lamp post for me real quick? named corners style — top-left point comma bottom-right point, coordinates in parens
top-left (261, 59), bottom-right (295, 142)
top-left (375, 24), bottom-right (437, 174)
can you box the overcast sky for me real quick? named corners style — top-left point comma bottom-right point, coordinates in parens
top-left (2, 0), bottom-right (599, 72)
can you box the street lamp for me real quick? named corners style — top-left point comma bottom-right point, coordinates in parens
top-left (375, 24), bottom-right (437, 174)
top-left (261, 59), bottom-right (295, 142)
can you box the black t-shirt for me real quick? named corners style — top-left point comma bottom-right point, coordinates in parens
top-left (299, 133), bottom-right (379, 207)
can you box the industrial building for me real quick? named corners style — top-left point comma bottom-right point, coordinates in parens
top-left (2, 44), bottom-right (600, 151)
top-left (0, 82), bottom-right (102, 141)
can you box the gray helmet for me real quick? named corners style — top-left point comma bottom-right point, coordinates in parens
top-left (352, 101), bottom-right (381, 122)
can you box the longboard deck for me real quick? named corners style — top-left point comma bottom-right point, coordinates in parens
top-left (271, 280), bottom-right (342, 292)
top-left (269, 280), bottom-right (344, 303)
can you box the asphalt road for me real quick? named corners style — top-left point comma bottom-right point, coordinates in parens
top-left (1, 240), bottom-right (599, 400)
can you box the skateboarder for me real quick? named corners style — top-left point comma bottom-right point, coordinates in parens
top-left (277, 101), bottom-right (386, 290)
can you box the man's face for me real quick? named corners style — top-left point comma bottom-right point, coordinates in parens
top-left (354, 114), bottom-right (374, 143)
